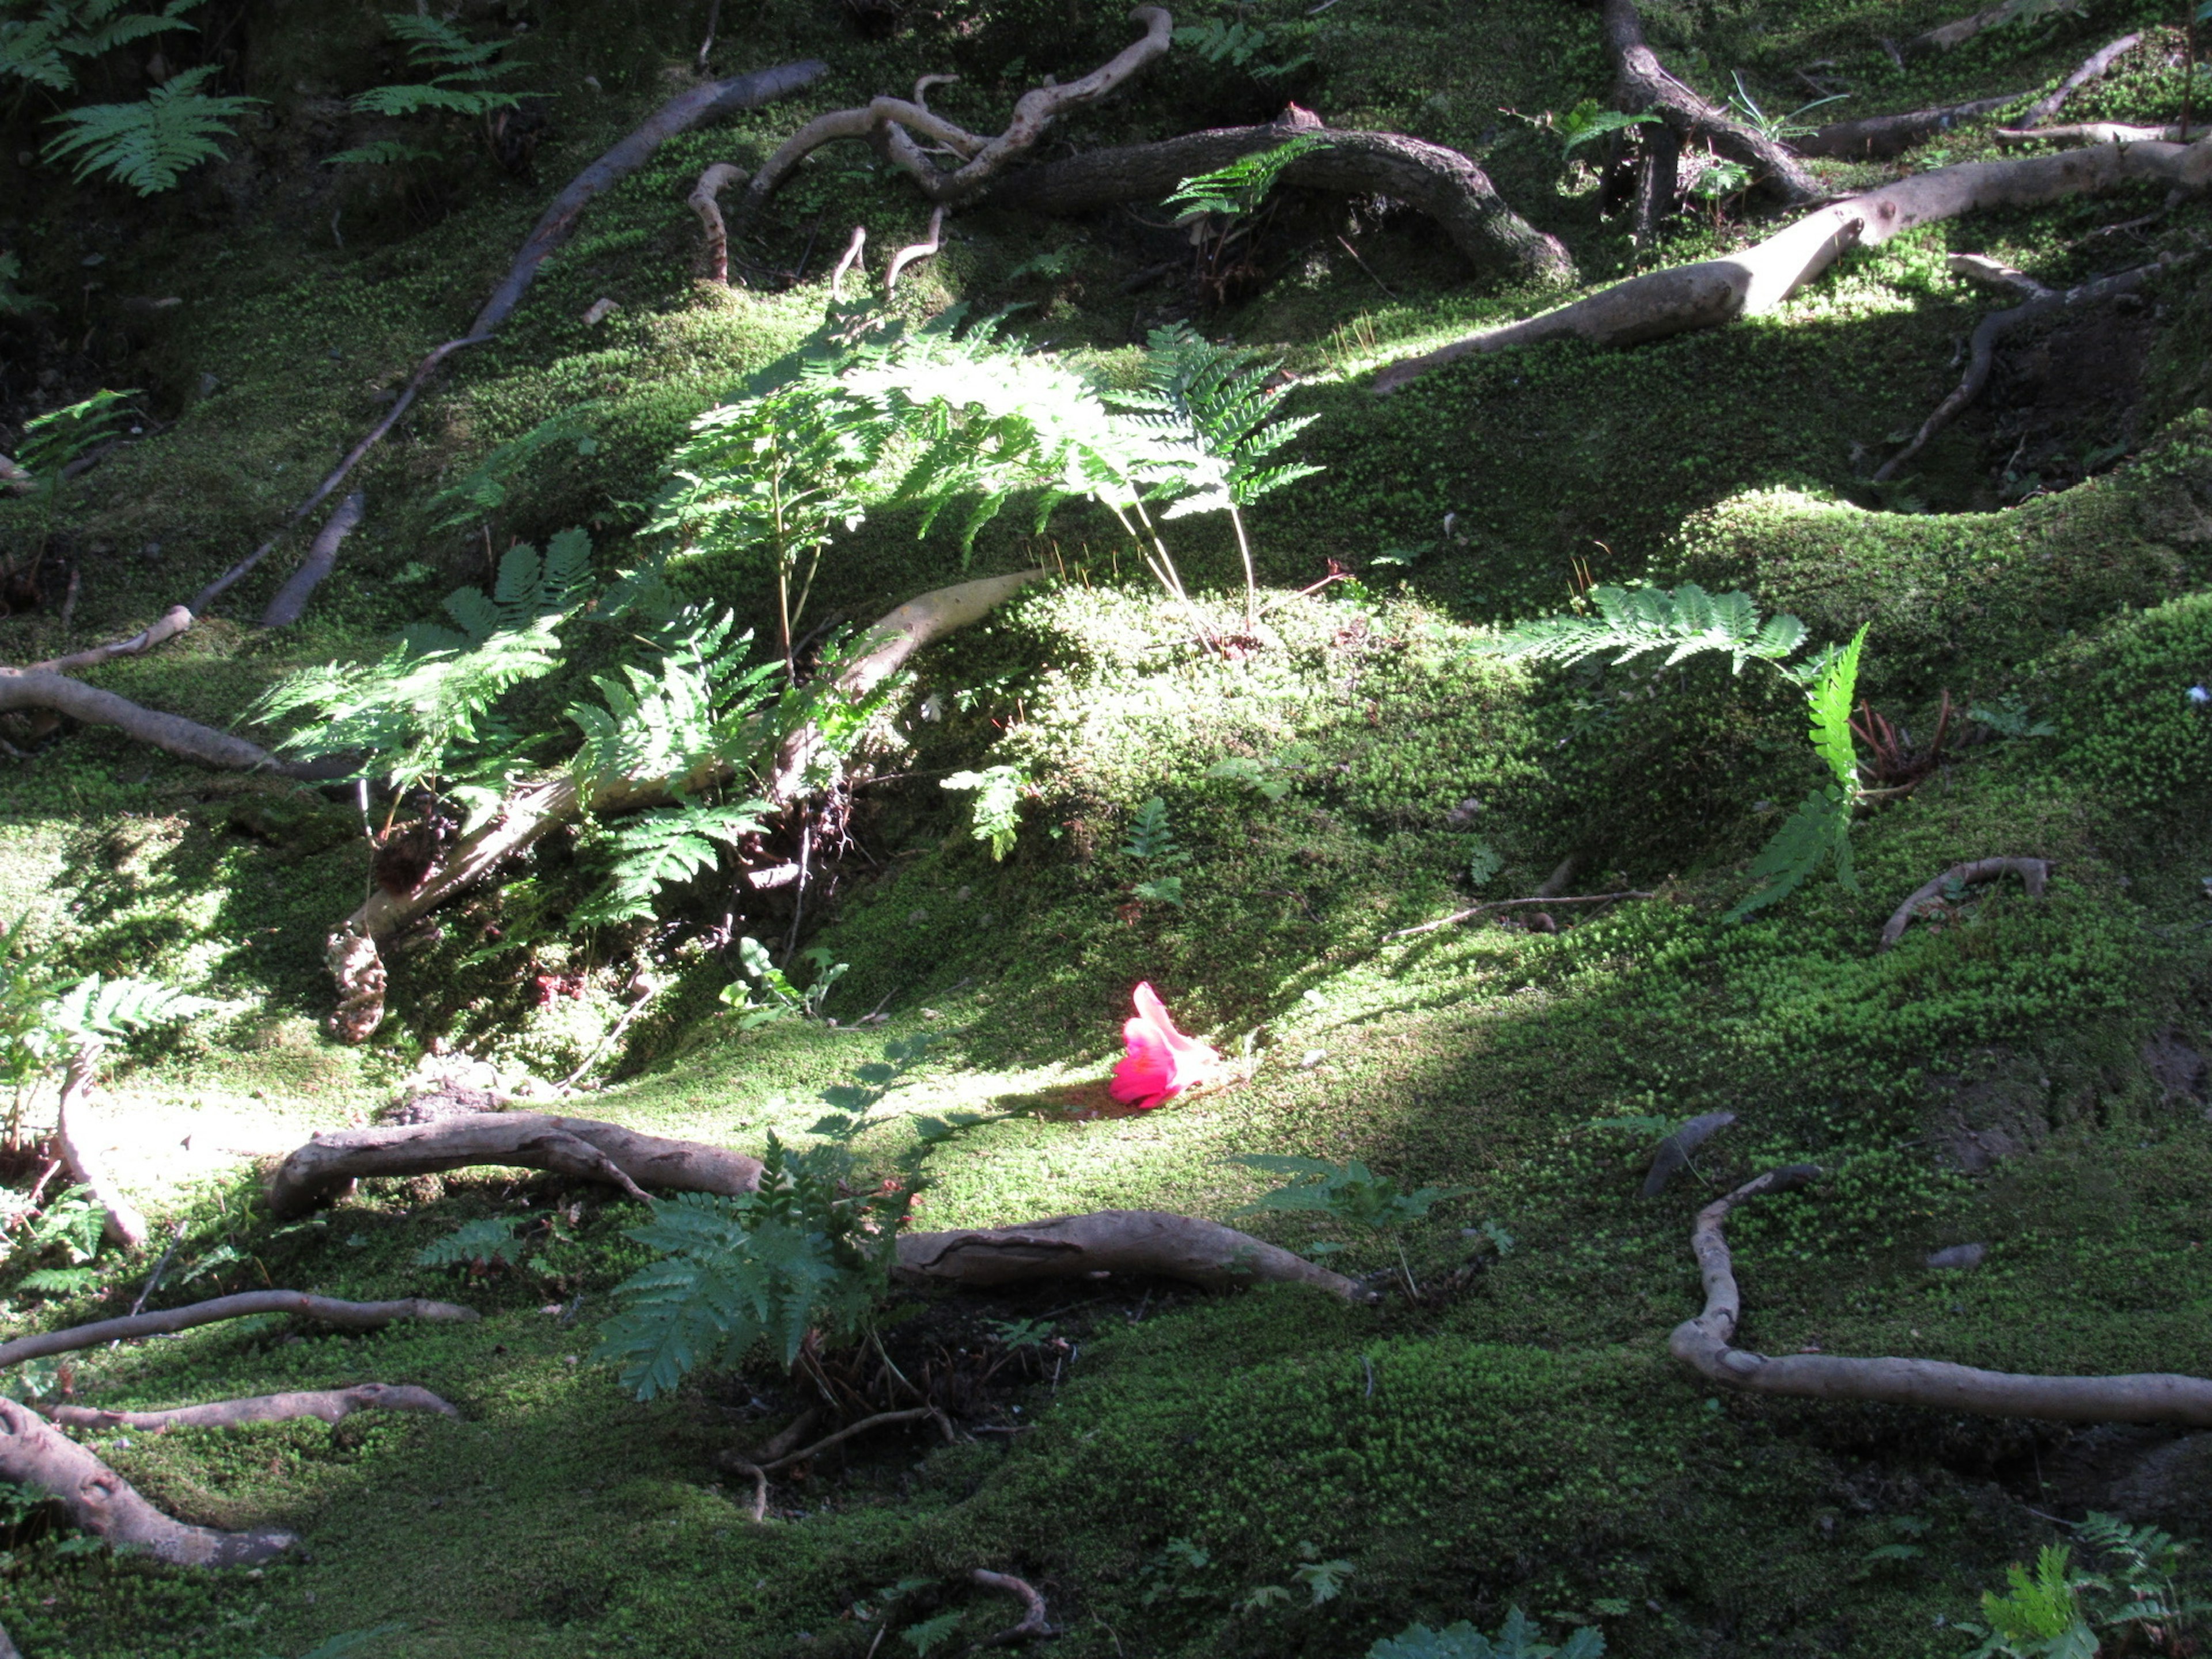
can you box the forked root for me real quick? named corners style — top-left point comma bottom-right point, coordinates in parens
top-left (971, 1568), bottom-right (1054, 1646)
top-left (1671, 1167), bottom-right (2212, 1423)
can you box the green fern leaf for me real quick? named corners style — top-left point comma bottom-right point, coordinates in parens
top-left (323, 139), bottom-right (441, 166)
top-left (44, 64), bottom-right (261, 194)
top-left (1806, 624), bottom-right (1866, 791)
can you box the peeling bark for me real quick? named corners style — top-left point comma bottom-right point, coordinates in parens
top-left (989, 119), bottom-right (1575, 284)
top-left (1373, 135), bottom-right (2212, 394)
top-left (0, 1292), bottom-right (478, 1370)
top-left (50, 1383), bottom-right (458, 1433)
top-left (0, 1397), bottom-right (296, 1567)
top-left (264, 1113), bottom-right (765, 1218)
top-left (1671, 1167), bottom-right (2212, 1424)
top-left (893, 1210), bottom-right (1372, 1300)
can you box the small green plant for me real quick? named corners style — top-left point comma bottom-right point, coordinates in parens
top-left (942, 764), bottom-right (1030, 860)
top-left (1171, 17), bottom-right (1312, 81)
top-left (1163, 136), bottom-right (1325, 307)
top-left (1971, 695), bottom-right (2057, 740)
top-left (428, 410), bottom-right (600, 533)
top-left (326, 12), bottom-right (527, 166)
top-left (44, 63), bottom-right (259, 192)
top-left (1723, 73), bottom-right (1845, 145)
top-left (1964, 1545), bottom-right (2098, 1657)
top-left (259, 1626), bottom-right (406, 1659)
top-left (1230, 1154), bottom-right (1475, 1297)
top-left (719, 937), bottom-right (847, 1030)
top-left (1370, 1608), bottom-right (1605, 1658)
top-left (1121, 796), bottom-right (1188, 906)
top-left (414, 1217), bottom-right (528, 1272)
top-left (0, 252), bottom-right (46, 318)
top-left (6, 387), bottom-right (135, 586)
top-left (900, 1611), bottom-right (964, 1654)
top-left (1554, 99), bottom-right (1660, 157)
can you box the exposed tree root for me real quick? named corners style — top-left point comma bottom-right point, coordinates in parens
top-left (257, 490), bottom-right (366, 629)
top-left (893, 1210), bottom-right (1372, 1300)
top-left (1373, 135), bottom-right (2212, 393)
top-left (264, 1113), bottom-right (765, 1218)
top-left (2021, 33), bottom-right (2143, 130)
top-left (970, 1569), bottom-right (1054, 1646)
top-left (50, 1383), bottom-right (458, 1433)
top-left (1998, 122), bottom-right (2189, 146)
top-left (56, 1050), bottom-right (147, 1251)
top-left (987, 118), bottom-right (1575, 283)
top-left (184, 59), bottom-right (823, 619)
top-left (1874, 259), bottom-right (2165, 481)
top-left (1797, 97), bottom-right (2014, 160)
top-left (1899, 1), bottom-right (2015, 59)
top-left (727, 8), bottom-right (1171, 234)
top-left (1642, 1110), bottom-right (1734, 1197)
top-left (0, 666), bottom-right (300, 774)
top-left (1878, 857), bottom-right (2051, 951)
top-left (717, 1406), bottom-right (954, 1519)
top-left (22, 605), bottom-right (192, 673)
top-left (1672, 1166), bottom-right (2212, 1424)
top-left (690, 162), bottom-right (747, 285)
top-left (830, 224), bottom-right (869, 298)
top-left (0, 1292), bottom-right (477, 1370)
top-left (321, 569), bottom-right (1045, 1038)
top-left (0, 1397), bottom-right (296, 1566)
top-left (1387, 891), bottom-right (1654, 940)
top-left (885, 206), bottom-right (945, 292)
top-left (1601, 0), bottom-right (1820, 207)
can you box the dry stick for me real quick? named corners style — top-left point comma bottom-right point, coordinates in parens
top-left (1601, 0), bottom-right (1820, 206)
top-left (2021, 33), bottom-right (2143, 129)
top-left (0, 1397), bottom-right (296, 1566)
top-left (257, 490), bottom-right (366, 629)
top-left (751, 1405), bottom-right (955, 1473)
top-left (695, 0), bottom-right (721, 69)
top-left (188, 58), bottom-right (824, 618)
top-left (50, 1382), bottom-right (459, 1433)
top-left (1387, 891), bottom-right (1654, 941)
top-left (893, 1210), bottom-right (1370, 1300)
top-left (558, 976), bottom-right (662, 1092)
top-left (690, 162), bottom-right (748, 285)
top-left (1877, 856), bottom-right (2050, 951)
top-left (884, 205), bottom-right (946, 292)
top-left (0, 1291), bottom-right (477, 1370)
top-left (264, 1112), bottom-right (764, 1218)
top-left (22, 604), bottom-right (191, 672)
top-left (990, 120), bottom-right (1574, 283)
top-left (829, 225), bottom-right (868, 298)
top-left (1873, 260), bottom-right (2166, 482)
top-left (1671, 1166), bottom-right (2212, 1424)
top-left (971, 1569), bottom-right (1053, 1646)
top-left (1373, 134), bottom-right (2212, 395)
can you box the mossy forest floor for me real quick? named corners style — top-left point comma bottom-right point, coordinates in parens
top-left (4, 0), bottom-right (2212, 1653)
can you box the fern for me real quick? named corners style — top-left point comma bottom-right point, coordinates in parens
top-left (941, 764), bottom-right (1028, 861)
top-left (48, 974), bottom-right (225, 1051)
top-left (1487, 583), bottom-right (1808, 677)
top-left (428, 412), bottom-right (599, 532)
top-left (1725, 626), bottom-right (1867, 922)
top-left (1370, 1607), bottom-right (1604, 1658)
top-left (1122, 796), bottom-right (1183, 863)
top-left (1163, 134), bottom-right (1325, 221)
top-left (573, 796), bottom-right (770, 927)
top-left (333, 11), bottom-right (524, 163)
top-left (1554, 100), bottom-right (1661, 157)
top-left (1171, 18), bottom-right (1313, 79)
top-left (414, 1217), bottom-right (527, 1270)
top-left (0, 252), bottom-right (47, 317)
top-left (566, 609), bottom-right (781, 791)
top-left (43, 64), bottom-right (260, 194)
top-left (263, 1627), bottom-right (407, 1659)
top-left (3, 0), bottom-right (204, 93)
top-left (410, 529), bottom-right (595, 652)
top-left (16, 1265), bottom-right (98, 1296)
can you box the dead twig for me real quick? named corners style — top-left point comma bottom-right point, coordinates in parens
top-left (1877, 857), bottom-right (2050, 951)
top-left (1388, 891), bottom-right (1654, 941)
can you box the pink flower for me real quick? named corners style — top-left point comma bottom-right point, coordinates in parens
top-left (1109, 982), bottom-right (1222, 1110)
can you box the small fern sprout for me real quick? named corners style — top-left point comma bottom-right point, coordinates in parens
top-left (43, 64), bottom-right (262, 194)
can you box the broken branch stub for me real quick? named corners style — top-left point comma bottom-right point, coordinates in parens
top-left (264, 1113), bottom-right (764, 1218)
top-left (1672, 1167), bottom-right (2212, 1423)
top-left (894, 1210), bottom-right (1372, 1301)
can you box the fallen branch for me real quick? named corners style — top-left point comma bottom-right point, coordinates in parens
top-left (1387, 891), bottom-right (1654, 941)
top-left (690, 162), bottom-right (747, 284)
top-left (1997, 122), bottom-right (2188, 146)
top-left (988, 119), bottom-right (1574, 284)
top-left (50, 1382), bottom-right (458, 1433)
top-left (1642, 1109), bottom-right (1734, 1197)
top-left (55, 1048), bottom-right (146, 1251)
top-left (728, 7), bottom-right (1171, 233)
top-left (1874, 260), bottom-right (2165, 482)
top-left (754, 1405), bottom-right (955, 1474)
top-left (323, 568), bottom-right (1047, 1038)
top-left (1796, 97), bottom-right (2014, 160)
top-left (885, 205), bottom-right (945, 292)
top-left (0, 1397), bottom-right (296, 1566)
top-left (187, 59), bottom-right (824, 617)
top-left (1877, 856), bottom-right (2051, 951)
top-left (264, 1112), bottom-right (764, 1218)
top-left (1671, 1166), bottom-right (2212, 1424)
top-left (0, 1291), bottom-right (478, 1370)
top-left (1373, 135), bottom-right (2212, 393)
top-left (893, 1210), bottom-right (1371, 1300)
top-left (257, 490), bottom-right (366, 630)
top-left (971, 1568), bottom-right (1053, 1647)
top-left (0, 665), bottom-right (313, 774)
top-left (2021, 33), bottom-right (2142, 130)
top-left (22, 604), bottom-right (192, 673)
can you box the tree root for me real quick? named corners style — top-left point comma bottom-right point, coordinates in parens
top-left (893, 1210), bottom-right (1372, 1300)
top-left (728, 8), bottom-right (1171, 234)
top-left (1874, 259), bottom-right (2166, 482)
top-left (1387, 891), bottom-right (1654, 940)
top-left (2021, 33), bottom-right (2143, 130)
top-left (1601, 0), bottom-right (1820, 207)
top-left (717, 1406), bottom-right (955, 1520)
top-left (1642, 1110), bottom-right (1734, 1197)
top-left (1372, 135), bottom-right (2212, 394)
top-left (0, 666), bottom-right (302, 774)
top-left (830, 225), bottom-right (869, 298)
top-left (50, 1382), bottom-right (458, 1433)
top-left (264, 1113), bottom-right (764, 1218)
top-left (0, 1397), bottom-right (297, 1566)
top-left (1998, 122), bottom-right (2189, 147)
top-left (321, 568), bottom-right (1045, 1039)
top-left (691, 162), bottom-right (748, 284)
top-left (987, 117), bottom-right (1574, 284)
top-left (1877, 857), bottom-right (2050, 951)
top-left (23, 605), bottom-right (192, 673)
top-left (1899, 2), bottom-right (2017, 59)
top-left (885, 206), bottom-right (945, 291)
top-left (1671, 1166), bottom-right (2212, 1424)
top-left (185, 60), bottom-right (823, 619)
top-left (1797, 97), bottom-right (2014, 160)
top-left (0, 1292), bottom-right (477, 1370)
top-left (56, 1049), bottom-right (147, 1251)
top-left (257, 490), bottom-right (366, 630)
top-left (970, 1568), bottom-right (1053, 1646)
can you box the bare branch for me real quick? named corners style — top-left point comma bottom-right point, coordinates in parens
top-left (2021, 33), bottom-right (2143, 129)
top-left (258, 490), bottom-right (367, 629)
top-left (22, 605), bottom-right (192, 673)
top-left (690, 162), bottom-right (748, 285)
top-left (830, 225), bottom-right (869, 299)
top-left (970, 1568), bottom-right (1054, 1646)
top-left (0, 666), bottom-right (298, 774)
top-left (50, 1382), bottom-right (459, 1433)
top-left (885, 206), bottom-right (945, 291)
top-left (0, 1291), bottom-right (476, 1371)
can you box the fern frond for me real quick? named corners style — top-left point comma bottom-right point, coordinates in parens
top-left (1806, 623), bottom-right (1866, 791)
top-left (1488, 583), bottom-right (1810, 677)
top-left (323, 139), bottom-right (440, 166)
top-left (382, 10), bottom-right (508, 67)
top-left (1163, 135), bottom-right (1325, 219)
top-left (573, 797), bottom-right (770, 926)
top-left (1724, 786), bottom-right (1853, 922)
top-left (44, 64), bottom-right (260, 194)
top-left (351, 80), bottom-right (519, 118)
top-left (47, 974), bottom-right (226, 1048)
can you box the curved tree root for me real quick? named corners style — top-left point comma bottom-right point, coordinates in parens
top-left (0, 1292), bottom-right (477, 1370)
top-left (1878, 857), bottom-right (2050, 951)
top-left (1373, 135), bottom-right (2212, 393)
top-left (893, 1210), bottom-right (1372, 1301)
top-left (691, 162), bottom-right (748, 285)
top-left (22, 604), bottom-right (192, 673)
top-left (0, 667), bottom-right (299, 774)
top-left (324, 567), bottom-right (1046, 1041)
top-left (264, 1113), bottom-right (765, 1218)
top-left (0, 1397), bottom-right (297, 1566)
top-left (885, 206), bottom-right (945, 292)
top-left (2020, 33), bottom-right (2143, 130)
top-left (257, 490), bottom-right (366, 630)
top-left (56, 1048), bottom-right (147, 1251)
top-left (50, 1382), bottom-right (458, 1433)
top-left (987, 117), bottom-right (1574, 285)
top-left (718, 1406), bottom-right (955, 1520)
top-left (971, 1569), bottom-right (1053, 1646)
top-left (1672, 1166), bottom-right (2212, 1423)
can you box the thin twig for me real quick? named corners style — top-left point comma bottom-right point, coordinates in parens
top-left (1388, 891), bottom-right (1654, 940)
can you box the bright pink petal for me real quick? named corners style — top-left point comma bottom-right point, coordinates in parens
top-left (1112, 983), bottom-right (1223, 1109)
top-left (1132, 981), bottom-right (1211, 1058)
